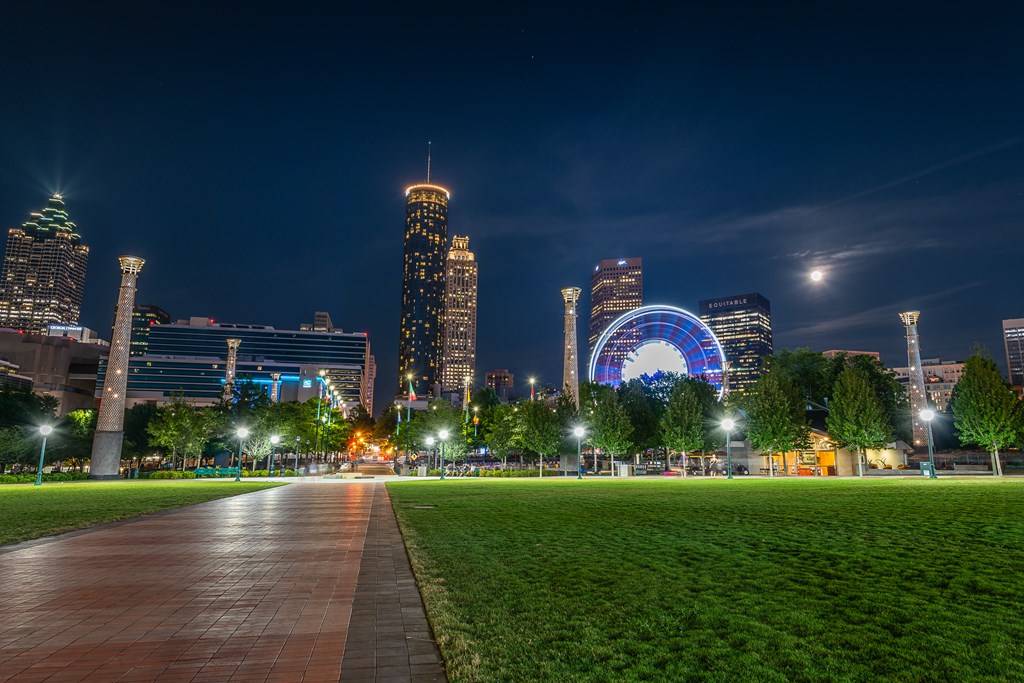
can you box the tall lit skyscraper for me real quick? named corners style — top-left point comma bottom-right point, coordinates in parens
top-left (699, 293), bottom-right (773, 394)
top-left (0, 194), bottom-right (89, 333)
top-left (1003, 318), bottom-right (1024, 387)
top-left (398, 180), bottom-right (450, 397)
top-left (589, 257), bottom-right (643, 363)
top-left (441, 236), bottom-right (478, 395)
top-left (128, 304), bottom-right (170, 356)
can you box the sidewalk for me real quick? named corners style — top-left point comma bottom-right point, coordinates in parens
top-left (0, 482), bottom-right (445, 682)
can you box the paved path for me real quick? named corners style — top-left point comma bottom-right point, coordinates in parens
top-left (0, 482), bottom-right (445, 682)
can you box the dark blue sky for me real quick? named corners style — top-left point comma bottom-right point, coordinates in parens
top-left (2, 3), bottom-right (1022, 406)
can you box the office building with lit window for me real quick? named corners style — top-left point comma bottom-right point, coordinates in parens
top-left (485, 369), bottom-right (514, 403)
top-left (589, 257), bottom-right (643, 364)
top-left (0, 194), bottom-right (89, 333)
top-left (96, 315), bottom-right (374, 412)
top-left (699, 293), bottom-right (773, 394)
top-left (441, 236), bottom-right (478, 395)
top-left (1003, 318), bottom-right (1024, 387)
top-left (398, 182), bottom-right (450, 398)
top-left (128, 304), bottom-right (171, 356)
top-left (892, 358), bottom-right (964, 411)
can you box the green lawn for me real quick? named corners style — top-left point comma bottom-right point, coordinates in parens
top-left (0, 480), bottom-right (284, 546)
top-left (388, 478), bottom-right (1024, 682)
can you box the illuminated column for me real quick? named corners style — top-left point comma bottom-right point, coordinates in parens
top-left (223, 338), bottom-right (241, 401)
top-left (270, 373), bottom-right (281, 403)
top-left (562, 287), bottom-right (582, 408)
top-left (900, 311), bottom-right (928, 447)
top-left (89, 256), bottom-right (145, 479)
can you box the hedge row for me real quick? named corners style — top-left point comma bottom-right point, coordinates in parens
top-left (0, 471), bottom-right (91, 485)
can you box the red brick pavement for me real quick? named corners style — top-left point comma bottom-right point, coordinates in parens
top-left (0, 483), bottom-right (377, 682)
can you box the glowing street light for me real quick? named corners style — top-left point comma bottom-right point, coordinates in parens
top-left (438, 429), bottom-right (450, 480)
top-left (529, 377), bottom-right (536, 401)
top-left (721, 418), bottom-right (736, 480)
top-left (269, 434), bottom-right (281, 477)
top-left (235, 427), bottom-right (249, 482)
top-left (35, 425), bottom-right (54, 487)
top-left (573, 426), bottom-right (585, 480)
top-left (425, 436), bottom-right (436, 470)
top-left (921, 409), bottom-right (937, 479)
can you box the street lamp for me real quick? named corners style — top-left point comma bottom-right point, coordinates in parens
top-left (269, 435), bottom-right (281, 477)
top-left (921, 409), bottom-right (937, 479)
top-left (425, 436), bottom-right (435, 471)
top-left (721, 418), bottom-right (736, 480)
top-left (35, 425), bottom-right (53, 487)
top-left (235, 427), bottom-right (249, 482)
top-left (573, 426), bottom-right (585, 480)
top-left (529, 377), bottom-right (536, 401)
top-left (294, 436), bottom-right (301, 471)
top-left (438, 429), bottom-right (449, 480)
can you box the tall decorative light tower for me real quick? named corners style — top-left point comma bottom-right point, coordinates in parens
top-left (900, 311), bottom-right (928, 448)
top-left (90, 256), bottom-right (145, 479)
top-left (270, 372), bottom-right (281, 403)
top-left (223, 338), bottom-right (241, 401)
top-left (562, 287), bottom-right (582, 408)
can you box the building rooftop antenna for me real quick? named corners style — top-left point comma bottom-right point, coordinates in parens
top-left (426, 141), bottom-right (431, 183)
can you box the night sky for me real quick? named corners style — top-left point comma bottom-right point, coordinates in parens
top-left (2, 4), bottom-right (1022, 409)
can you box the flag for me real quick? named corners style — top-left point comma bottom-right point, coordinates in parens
top-left (408, 380), bottom-right (417, 402)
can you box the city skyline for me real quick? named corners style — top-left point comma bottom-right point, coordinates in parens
top-left (1, 5), bottom-right (1022, 406)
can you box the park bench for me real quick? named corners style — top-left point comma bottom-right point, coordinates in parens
top-left (194, 467), bottom-right (240, 478)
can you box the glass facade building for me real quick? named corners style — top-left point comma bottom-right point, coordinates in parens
top-left (96, 317), bottom-right (373, 411)
top-left (398, 184), bottom-right (449, 397)
top-left (127, 304), bottom-right (171, 356)
top-left (1004, 318), bottom-right (1024, 386)
top-left (0, 195), bottom-right (89, 333)
top-left (699, 293), bottom-right (773, 395)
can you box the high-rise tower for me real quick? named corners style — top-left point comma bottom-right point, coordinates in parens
top-left (441, 236), bottom-right (478, 396)
top-left (398, 172), bottom-right (450, 398)
top-left (562, 287), bottom-right (582, 408)
top-left (90, 256), bottom-right (144, 479)
top-left (899, 311), bottom-right (928, 448)
top-left (0, 194), bottom-right (89, 333)
top-left (699, 293), bottom-right (773, 394)
top-left (1003, 318), bottom-right (1024, 388)
top-left (589, 257), bottom-right (643, 363)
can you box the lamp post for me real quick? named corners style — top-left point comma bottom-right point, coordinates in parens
top-left (235, 428), bottom-right (249, 482)
top-left (269, 435), bottom-right (280, 477)
top-left (921, 409), bottom-right (937, 479)
top-left (574, 426), bottom-right (585, 480)
top-left (35, 425), bottom-right (53, 486)
top-left (438, 429), bottom-right (449, 480)
top-left (294, 436), bottom-right (300, 472)
top-left (425, 436), bottom-right (435, 472)
top-left (721, 418), bottom-right (735, 480)
top-left (529, 377), bottom-right (536, 401)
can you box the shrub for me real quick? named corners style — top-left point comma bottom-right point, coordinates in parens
top-left (146, 470), bottom-right (197, 479)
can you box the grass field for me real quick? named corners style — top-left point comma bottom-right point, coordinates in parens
top-left (389, 478), bottom-right (1024, 682)
top-left (0, 480), bottom-right (284, 546)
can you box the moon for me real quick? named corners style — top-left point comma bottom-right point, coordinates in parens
top-left (810, 270), bottom-right (823, 282)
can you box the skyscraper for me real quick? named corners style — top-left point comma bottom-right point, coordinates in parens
top-left (1003, 318), bottom-right (1024, 387)
top-left (699, 293), bottom-right (773, 394)
top-left (398, 181), bottom-right (450, 397)
top-left (441, 235), bottom-right (478, 395)
top-left (589, 257), bottom-right (643, 363)
top-left (129, 304), bottom-right (171, 356)
top-left (0, 194), bottom-right (89, 333)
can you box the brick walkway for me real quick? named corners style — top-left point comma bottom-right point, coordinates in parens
top-left (0, 482), bottom-right (445, 683)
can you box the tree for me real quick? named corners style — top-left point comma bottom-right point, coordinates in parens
top-left (410, 400), bottom-right (467, 462)
top-left (951, 353), bottom-right (1020, 476)
top-left (0, 386), bottom-right (58, 429)
top-left (484, 403), bottom-right (525, 466)
top-left (0, 427), bottom-right (31, 473)
top-left (619, 379), bottom-right (663, 457)
top-left (520, 399), bottom-right (562, 469)
top-left (148, 397), bottom-right (222, 470)
top-left (589, 385), bottom-right (633, 473)
top-left (661, 378), bottom-right (708, 474)
top-left (50, 409), bottom-right (96, 470)
top-left (123, 403), bottom-right (159, 467)
top-left (827, 366), bottom-right (891, 476)
top-left (768, 349), bottom-right (830, 405)
top-left (744, 369), bottom-right (809, 477)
